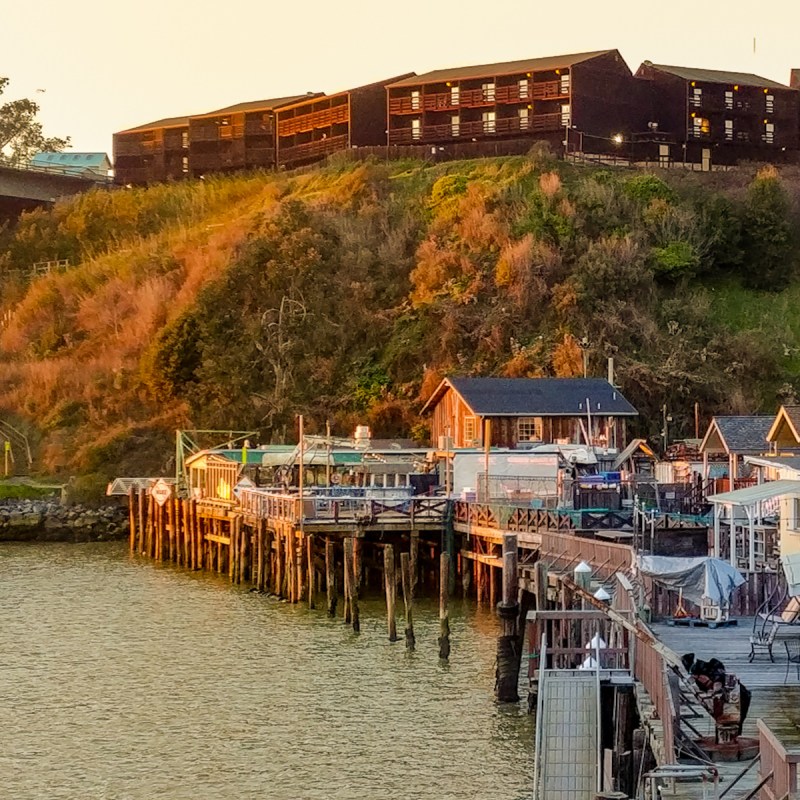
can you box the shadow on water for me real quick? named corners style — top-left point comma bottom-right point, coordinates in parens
top-left (0, 541), bottom-right (533, 800)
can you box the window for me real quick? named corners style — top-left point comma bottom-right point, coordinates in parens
top-left (181, 130), bottom-right (189, 149)
top-left (181, 155), bottom-right (189, 174)
top-left (561, 104), bottom-right (571, 127)
top-left (689, 86), bottom-right (703, 108)
top-left (724, 119), bottom-right (734, 141)
top-left (792, 497), bottom-right (800, 531)
top-left (518, 107), bottom-right (530, 129)
top-left (517, 418), bottom-right (543, 442)
top-left (482, 82), bottom-right (496, 102)
top-left (763, 122), bottom-right (775, 144)
top-left (463, 416), bottom-right (477, 445)
top-left (482, 111), bottom-right (496, 133)
top-left (410, 90), bottom-right (420, 111)
top-left (518, 78), bottom-right (530, 100)
top-left (451, 115), bottom-right (460, 137)
top-left (411, 118), bottom-right (421, 141)
top-left (450, 85), bottom-right (460, 106)
top-left (724, 90), bottom-right (734, 110)
top-left (766, 94), bottom-right (775, 114)
top-left (691, 116), bottom-right (710, 138)
top-left (560, 73), bottom-right (570, 95)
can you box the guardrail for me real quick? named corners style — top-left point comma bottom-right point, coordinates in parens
top-left (758, 719), bottom-right (800, 800)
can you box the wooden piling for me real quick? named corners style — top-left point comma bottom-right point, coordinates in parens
top-left (326, 537), bottom-right (337, 617)
top-left (495, 533), bottom-right (520, 702)
top-left (438, 551), bottom-right (450, 660)
top-left (344, 537), bottom-right (359, 632)
top-left (128, 489), bottom-right (136, 553)
top-left (384, 544), bottom-right (398, 642)
top-left (410, 532), bottom-right (419, 594)
top-left (296, 532), bottom-right (304, 604)
top-left (166, 495), bottom-right (175, 563)
top-left (306, 534), bottom-right (315, 609)
top-left (137, 487), bottom-right (145, 554)
top-left (401, 552), bottom-right (415, 650)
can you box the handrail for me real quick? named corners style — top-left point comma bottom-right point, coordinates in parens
top-left (532, 632), bottom-right (547, 800)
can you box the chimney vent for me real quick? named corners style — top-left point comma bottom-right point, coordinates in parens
top-left (791, 69), bottom-right (800, 90)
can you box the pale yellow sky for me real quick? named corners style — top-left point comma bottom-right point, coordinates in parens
top-left (3, 0), bottom-right (799, 155)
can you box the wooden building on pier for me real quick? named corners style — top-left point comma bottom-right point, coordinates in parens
top-left (113, 115), bottom-right (191, 185)
top-left (385, 50), bottom-right (640, 151)
top-left (422, 376), bottom-right (637, 450)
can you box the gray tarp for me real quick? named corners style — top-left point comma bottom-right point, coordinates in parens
top-left (636, 555), bottom-right (745, 606)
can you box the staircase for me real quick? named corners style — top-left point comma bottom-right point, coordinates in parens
top-left (533, 668), bottom-right (600, 800)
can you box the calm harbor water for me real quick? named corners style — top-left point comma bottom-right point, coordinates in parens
top-left (0, 542), bottom-right (533, 799)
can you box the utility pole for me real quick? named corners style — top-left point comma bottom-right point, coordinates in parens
top-left (578, 337), bottom-right (590, 378)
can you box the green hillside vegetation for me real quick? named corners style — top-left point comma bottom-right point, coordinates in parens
top-left (1, 150), bottom-right (799, 490)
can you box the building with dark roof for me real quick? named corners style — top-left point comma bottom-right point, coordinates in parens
top-left (422, 376), bottom-right (637, 449)
top-left (635, 61), bottom-right (800, 164)
top-left (699, 415), bottom-right (772, 481)
top-left (767, 406), bottom-right (800, 452)
top-left (113, 114), bottom-right (192, 184)
top-left (386, 50), bottom-right (642, 153)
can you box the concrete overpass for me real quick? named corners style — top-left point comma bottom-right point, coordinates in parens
top-left (0, 164), bottom-right (109, 220)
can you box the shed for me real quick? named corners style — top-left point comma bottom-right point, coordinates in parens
top-left (767, 406), bottom-right (800, 451)
top-left (699, 415), bottom-right (772, 481)
top-left (30, 151), bottom-right (112, 179)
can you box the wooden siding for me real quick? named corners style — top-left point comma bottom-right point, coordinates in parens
top-left (113, 125), bottom-right (189, 185)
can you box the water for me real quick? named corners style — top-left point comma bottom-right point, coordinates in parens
top-left (0, 542), bottom-right (533, 799)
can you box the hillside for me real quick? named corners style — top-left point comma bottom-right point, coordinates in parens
top-left (1, 150), bottom-right (799, 491)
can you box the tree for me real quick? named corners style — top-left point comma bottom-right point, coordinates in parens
top-left (0, 76), bottom-right (69, 166)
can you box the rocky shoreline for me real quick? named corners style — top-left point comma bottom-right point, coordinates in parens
top-left (0, 499), bottom-right (129, 542)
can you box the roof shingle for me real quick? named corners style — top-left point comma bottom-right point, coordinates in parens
top-left (712, 416), bottom-right (772, 453)
top-left (644, 63), bottom-right (792, 91)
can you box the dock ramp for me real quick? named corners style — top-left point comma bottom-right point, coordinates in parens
top-left (533, 668), bottom-right (600, 800)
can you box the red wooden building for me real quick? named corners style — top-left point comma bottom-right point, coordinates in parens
top-left (634, 62), bottom-right (800, 165)
top-left (275, 75), bottom-right (413, 169)
top-left (113, 115), bottom-right (190, 185)
top-left (386, 50), bottom-right (639, 151)
top-left (188, 94), bottom-right (320, 176)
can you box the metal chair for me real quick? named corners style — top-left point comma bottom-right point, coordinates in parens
top-left (785, 639), bottom-right (800, 683)
top-left (749, 619), bottom-right (778, 662)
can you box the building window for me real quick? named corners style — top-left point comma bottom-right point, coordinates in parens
top-left (450, 85), bottom-right (460, 106)
top-left (518, 78), bottom-right (530, 100)
top-left (724, 91), bottom-right (734, 110)
top-left (724, 119), bottom-right (734, 141)
top-left (463, 416), bottom-right (477, 445)
top-left (736, 130), bottom-right (751, 142)
top-left (561, 104), bottom-right (571, 127)
top-left (793, 497), bottom-right (800, 531)
top-left (482, 111), bottom-right (496, 133)
top-left (482, 82), bottom-right (496, 102)
top-left (691, 116), bottom-right (710, 138)
top-left (451, 115), bottom-right (460, 136)
top-left (181, 130), bottom-right (189, 149)
top-left (411, 90), bottom-right (420, 111)
top-left (763, 122), bottom-right (775, 144)
top-left (560, 73), bottom-right (570, 95)
top-left (181, 155), bottom-right (189, 174)
top-left (766, 94), bottom-right (775, 114)
top-left (411, 118), bottom-right (421, 140)
top-left (689, 86), bottom-right (703, 108)
top-left (518, 107), bottom-right (530, 129)
top-left (517, 417), bottom-right (543, 442)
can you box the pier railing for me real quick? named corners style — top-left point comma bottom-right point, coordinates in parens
top-left (633, 621), bottom-right (677, 764)
top-left (758, 719), bottom-right (800, 800)
top-left (237, 488), bottom-right (448, 525)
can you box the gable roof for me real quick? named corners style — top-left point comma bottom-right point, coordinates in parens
top-left (643, 63), bottom-right (792, 91)
top-left (768, 405), bottom-right (800, 444)
top-left (699, 416), bottom-right (772, 454)
top-left (422, 377), bottom-right (637, 416)
top-left (117, 115), bottom-right (191, 135)
top-left (193, 94), bottom-right (320, 118)
top-left (31, 152), bottom-right (110, 170)
top-left (388, 50), bottom-right (615, 88)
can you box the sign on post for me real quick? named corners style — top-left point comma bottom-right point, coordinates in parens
top-left (150, 478), bottom-right (173, 506)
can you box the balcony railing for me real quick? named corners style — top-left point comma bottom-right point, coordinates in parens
top-left (190, 123), bottom-right (245, 142)
top-left (244, 119), bottom-right (275, 136)
top-left (278, 133), bottom-right (349, 164)
top-left (278, 105), bottom-right (349, 137)
top-left (388, 112), bottom-right (562, 144)
top-left (114, 140), bottom-right (161, 157)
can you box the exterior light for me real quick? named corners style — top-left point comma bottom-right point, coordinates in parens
top-left (612, 133), bottom-right (623, 144)
top-left (526, 72), bottom-right (532, 77)
top-left (555, 69), bottom-right (561, 75)
top-left (734, 84), bottom-right (739, 91)
top-left (691, 81), bottom-right (696, 87)
top-left (690, 111), bottom-right (696, 118)
top-left (446, 81), bottom-right (451, 87)
top-left (764, 119), bottom-right (769, 124)
top-left (527, 104), bottom-right (533, 109)
top-left (764, 88), bottom-right (769, 94)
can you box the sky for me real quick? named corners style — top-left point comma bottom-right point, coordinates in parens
top-left (3, 0), bottom-right (800, 156)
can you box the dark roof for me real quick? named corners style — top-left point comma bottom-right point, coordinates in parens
top-left (423, 377), bottom-right (637, 416)
top-left (644, 63), bottom-right (792, 91)
top-left (785, 406), bottom-right (800, 434)
top-left (117, 115), bottom-right (191, 134)
top-left (388, 50), bottom-right (614, 88)
top-left (276, 74), bottom-right (416, 114)
top-left (712, 416), bottom-right (772, 453)
top-left (194, 94), bottom-right (320, 118)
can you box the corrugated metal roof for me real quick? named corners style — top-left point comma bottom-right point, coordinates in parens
top-left (388, 50), bottom-right (614, 88)
top-left (31, 152), bottom-right (110, 168)
top-left (425, 377), bottom-right (637, 416)
top-left (646, 63), bottom-right (792, 91)
top-left (117, 115), bottom-right (191, 134)
top-left (707, 479), bottom-right (800, 506)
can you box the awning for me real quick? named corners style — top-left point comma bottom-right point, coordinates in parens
top-left (707, 479), bottom-right (800, 506)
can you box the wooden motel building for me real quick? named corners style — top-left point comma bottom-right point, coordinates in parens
top-left (114, 50), bottom-right (800, 184)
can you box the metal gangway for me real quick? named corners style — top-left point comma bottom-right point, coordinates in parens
top-left (532, 635), bottom-right (602, 800)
